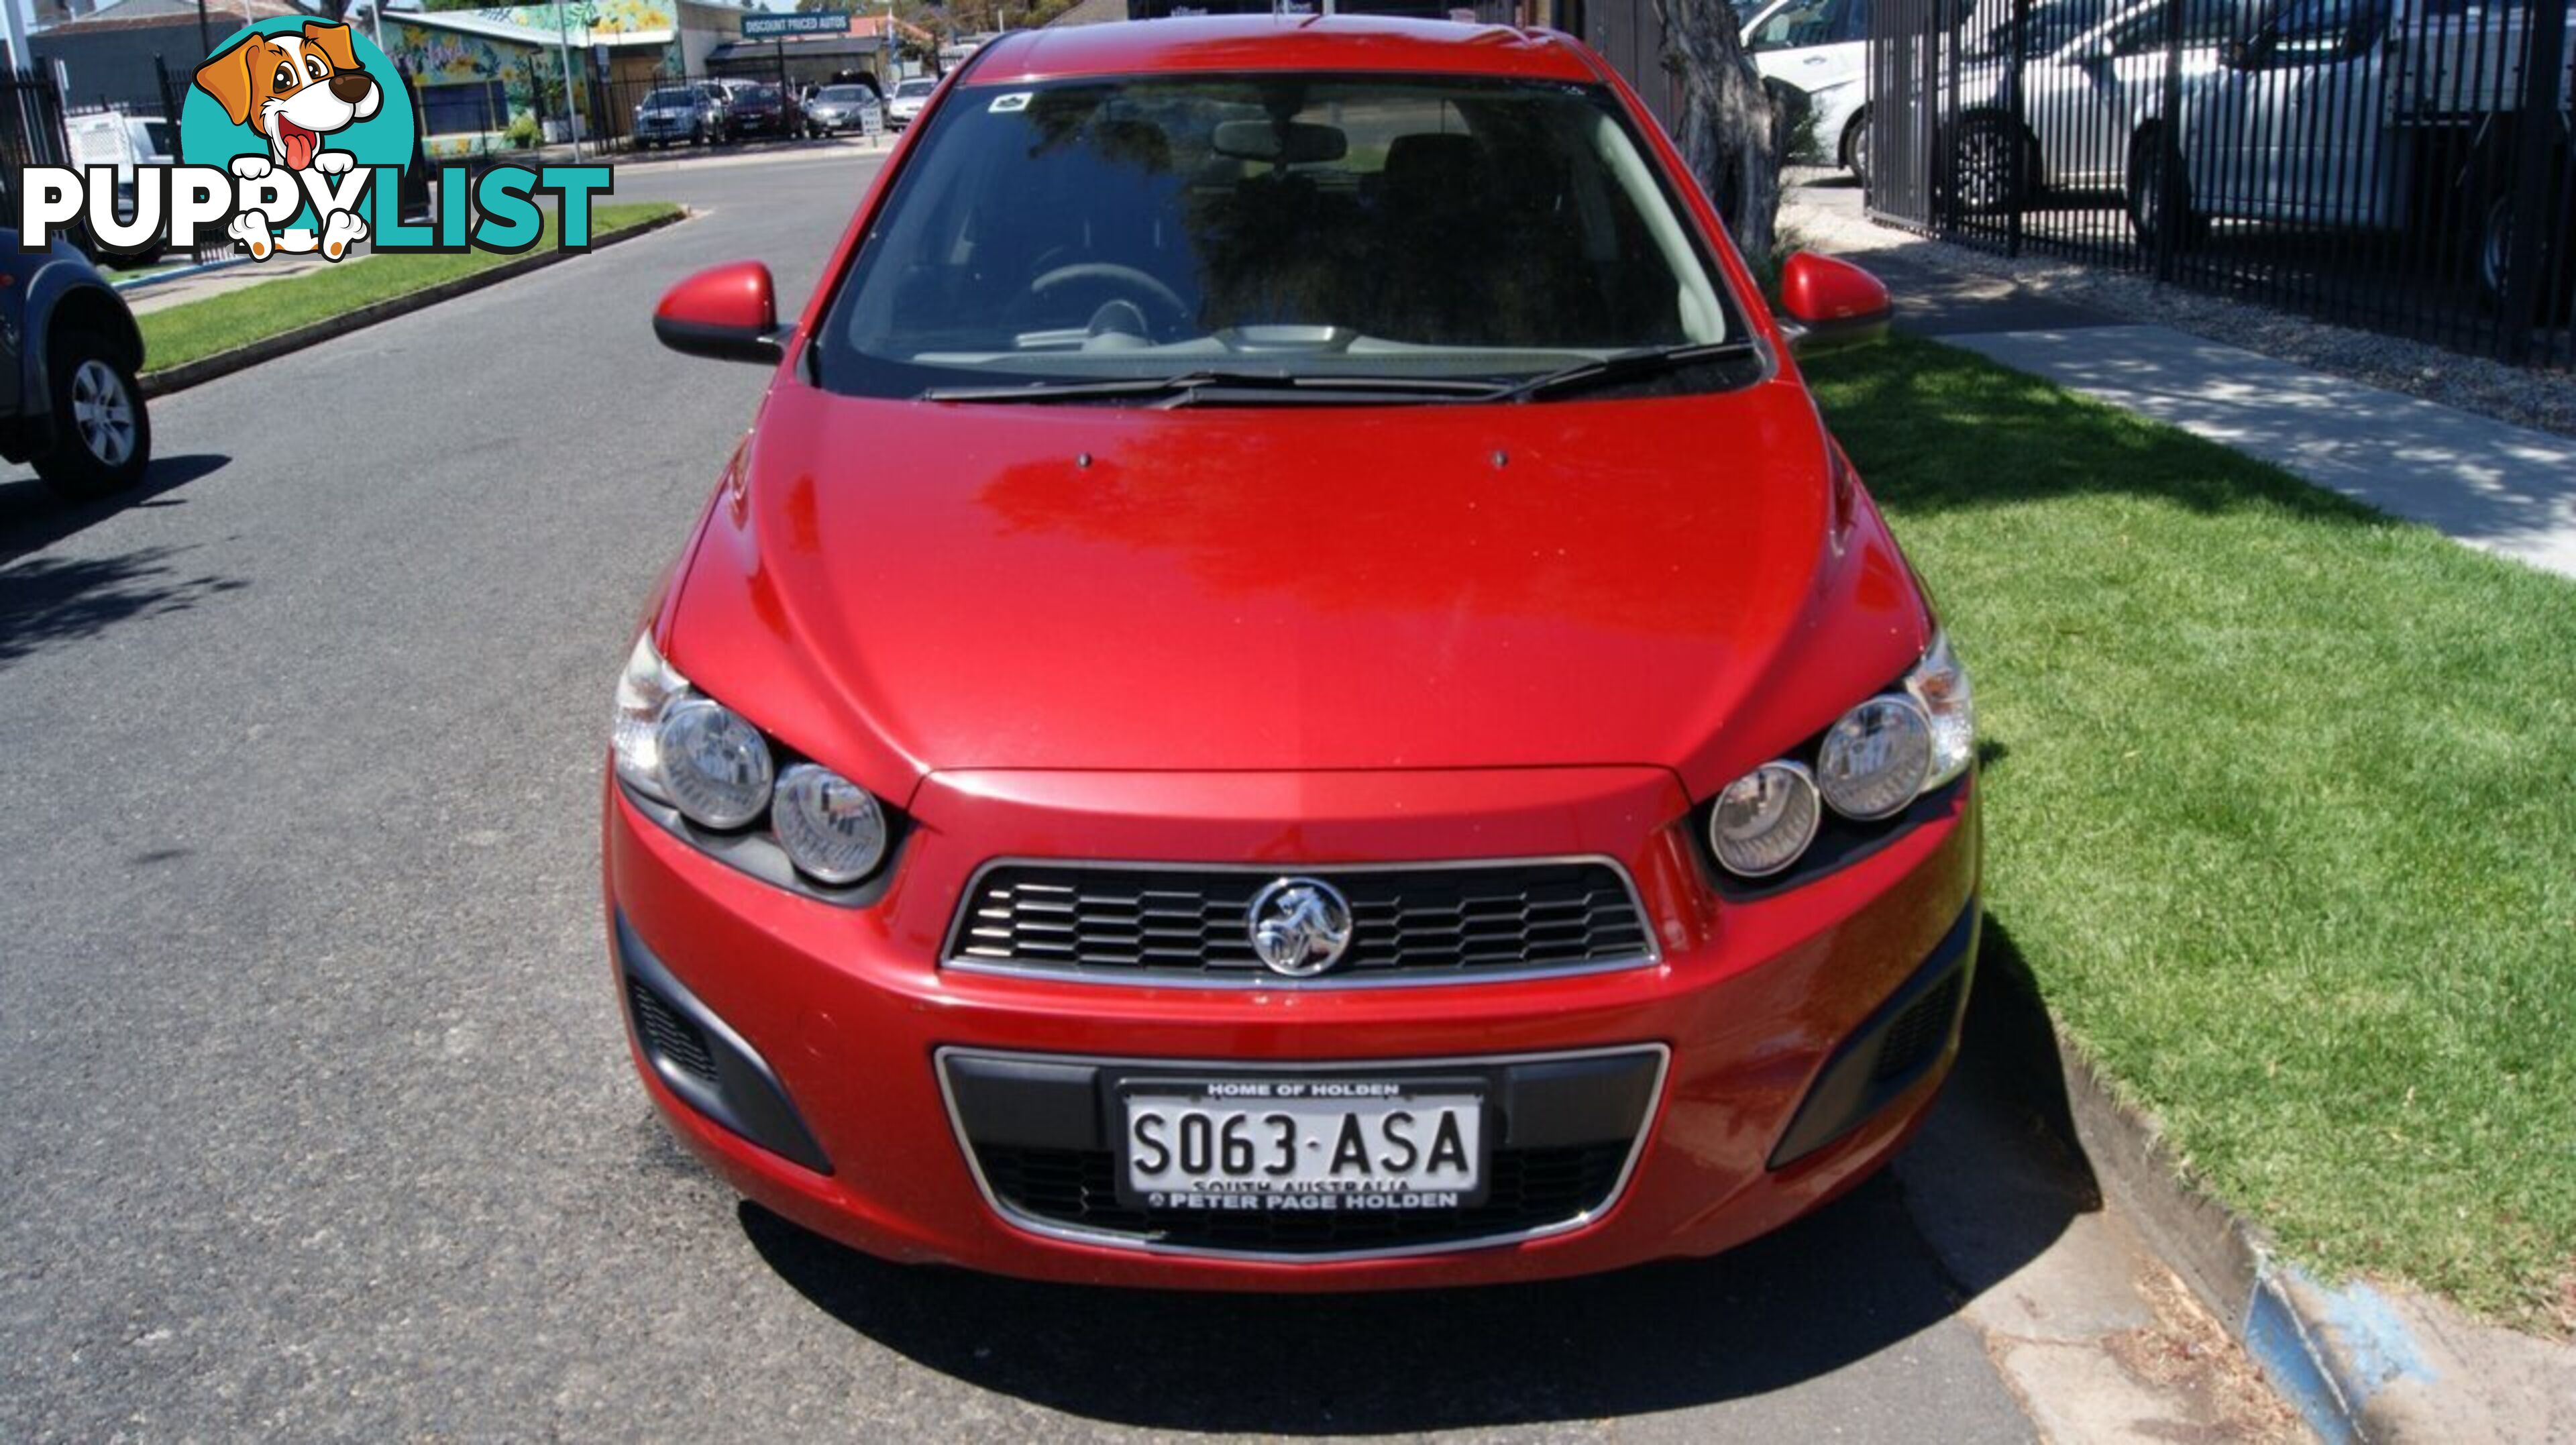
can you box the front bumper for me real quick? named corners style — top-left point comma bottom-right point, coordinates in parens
top-left (604, 765), bottom-right (1979, 1289)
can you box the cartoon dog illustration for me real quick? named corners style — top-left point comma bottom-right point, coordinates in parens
top-left (193, 22), bottom-right (381, 261)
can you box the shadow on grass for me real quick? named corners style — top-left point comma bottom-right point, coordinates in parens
top-left (1803, 337), bottom-right (2392, 527)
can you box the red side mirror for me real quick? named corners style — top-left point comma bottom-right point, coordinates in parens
top-left (1776, 253), bottom-right (1893, 355)
top-left (654, 260), bottom-right (782, 365)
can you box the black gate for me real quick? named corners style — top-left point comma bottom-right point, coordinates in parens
top-left (0, 66), bottom-right (70, 172)
top-left (1866, 0), bottom-right (2575, 367)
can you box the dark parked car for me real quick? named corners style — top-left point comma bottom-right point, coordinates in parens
top-left (726, 81), bottom-right (792, 138)
top-left (0, 222), bottom-right (151, 498)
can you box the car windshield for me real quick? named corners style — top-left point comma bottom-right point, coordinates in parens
top-left (896, 79), bottom-right (938, 97)
top-left (645, 89), bottom-right (696, 107)
top-left (820, 86), bottom-right (871, 102)
top-left (814, 73), bottom-right (1746, 401)
top-left (741, 85), bottom-right (779, 102)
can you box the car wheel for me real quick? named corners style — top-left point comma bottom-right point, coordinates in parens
top-left (2125, 133), bottom-right (2207, 251)
top-left (1841, 107), bottom-right (1872, 190)
top-left (32, 330), bottom-right (151, 500)
top-left (2478, 184), bottom-right (2575, 321)
top-left (1947, 115), bottom-right (2031, 214)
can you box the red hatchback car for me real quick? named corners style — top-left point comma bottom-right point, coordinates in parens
top-left (608, 15), bottom-right (1978, 1289)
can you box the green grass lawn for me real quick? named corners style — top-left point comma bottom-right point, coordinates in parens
top-left (140, 201), bottom-right (683, 374)
top-left (1806, 337), bottom-right (2576, 1331)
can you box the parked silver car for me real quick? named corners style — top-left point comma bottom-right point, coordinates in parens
top-left (633, 86), bottom-right (720, 148)
top-left (2148, 0), bottom-right (2574, 301)
top-left (803, 83), bottom-right (881, 137)
top-left (885, 76), bottom-right (938, 129)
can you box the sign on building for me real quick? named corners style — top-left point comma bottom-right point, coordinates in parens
top-left (742, 11), bottom-right (849, 37)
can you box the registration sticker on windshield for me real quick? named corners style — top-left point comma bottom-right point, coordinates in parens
top-left (988, 92), bottom-right (1032, 113)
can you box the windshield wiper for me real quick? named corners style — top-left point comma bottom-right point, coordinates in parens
top-left (1496, 339), bottom-right (1762, 403)
top-left (918, 370), bottom-right (1507, 406)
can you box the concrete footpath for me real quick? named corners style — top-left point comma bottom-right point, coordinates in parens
top-left (1945, 323), bottom-right (2576, 580)
top-left (1788, 188), bottom-right (2576, 1441)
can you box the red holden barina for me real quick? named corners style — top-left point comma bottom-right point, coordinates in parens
top-left (607, 15), bottom-right (1978, 1289)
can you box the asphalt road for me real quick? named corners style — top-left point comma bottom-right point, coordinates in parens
top-left (0, 146), bottom-right (2070, 1440)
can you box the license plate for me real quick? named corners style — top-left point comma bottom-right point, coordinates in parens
top-left (1118, 1079), bottom-right (1485, 1213)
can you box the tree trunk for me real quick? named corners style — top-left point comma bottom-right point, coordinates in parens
top-left (1653, 0), bottom-right (1782, 266)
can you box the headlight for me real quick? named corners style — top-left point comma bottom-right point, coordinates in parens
top-left (610, 632), bottom-right (902, 890)
top-left (1700, 631), bottom-right (1973, 883)
top-left (655, 698), bottom-right (775, 830)
top-left (610, 632), bottom-right (686, 802)
top-left (1907, 630), bottom-right (1975, 789)
top-left (1709, 761), bottom-right (1821, 878)
top-left (1817, 696), bottom-right (1933, 820)
top-left (771, 763), bottom-right (889, 884)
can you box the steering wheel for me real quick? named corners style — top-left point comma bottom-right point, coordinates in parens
top-left (1027, 262), bottom-right (1190, 332)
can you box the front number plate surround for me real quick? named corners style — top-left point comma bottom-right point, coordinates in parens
top-left (1115, 1077), bottom-right (1488, 1214)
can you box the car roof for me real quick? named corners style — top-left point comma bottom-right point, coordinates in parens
top-left (960, 15), bottom-right (1602, 86)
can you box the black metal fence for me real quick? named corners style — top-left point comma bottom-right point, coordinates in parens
top-left (1866, 0), bottom-right (2576, 367)
top-left (0, 66), bottom-right (70, 172)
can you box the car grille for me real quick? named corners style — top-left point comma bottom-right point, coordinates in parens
top-left (946, 861), bottom-right (1653, 983)
top-left (975, 1142), bottom-right (1629, 1254)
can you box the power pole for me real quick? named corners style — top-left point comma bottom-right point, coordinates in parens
top-left (2, 0), bottom-right (31, 74)
top-left (555, 0), bottom-right (583, 160)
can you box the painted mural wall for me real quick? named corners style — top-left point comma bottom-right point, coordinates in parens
top-left (383, 1), bottom-right (738, 152)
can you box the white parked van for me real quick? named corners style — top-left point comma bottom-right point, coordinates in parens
top-left (64, 110), bottom-right (176, 266)
top-left (66, 111), bottom-right (174, 195)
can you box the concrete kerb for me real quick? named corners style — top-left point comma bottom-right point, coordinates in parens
top-left (137, 207), bottom-right (691, 400)
top-left (111, 254), bottom-right (255, 297)
top-left (2049, 1024), bottom-right (2562, 1442)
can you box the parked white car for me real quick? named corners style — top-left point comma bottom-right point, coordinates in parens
top-left (1740, 0), bottom-right (1877, 180)
top-left (885, 76), bottom-right (938, 129)
top-left (1939, 0), bottom-right (2241, 211)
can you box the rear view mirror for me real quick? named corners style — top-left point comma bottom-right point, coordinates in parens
top-left (654, 260), bottom-right (783, 366)
top-left (1775, 252), bottom-right (1893, 354)
top-left (1212, 119), bottom-right (1348, 166)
